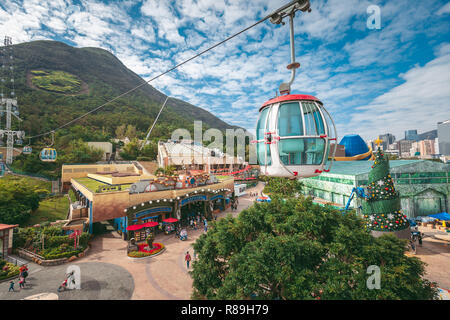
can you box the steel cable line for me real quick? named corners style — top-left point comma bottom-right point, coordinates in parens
top-left (27, 0), bottom-right (304, 140)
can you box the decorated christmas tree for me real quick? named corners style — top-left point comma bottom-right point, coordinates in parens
top-left (362, 138), bottom-right (410, 239)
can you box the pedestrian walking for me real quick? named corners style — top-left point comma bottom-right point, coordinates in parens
top-left (193, 220), bottom-right (197, 230)
top-left (204, 219), bottom-right (208, 232)
top-left (185, 251), bottom-right (192, 269)
top-left (8, 280), bottom-right (14, 292)
top-left (58, 278), bottom-right (68, 292)
top-left (20, 266), bottom-right (28, 284)
top-left (190, 218), bottom-right (194, 229)
top-left (193, 250), bottom-right (197, 260)
top-left (19, 277), bottom-right (25, 290)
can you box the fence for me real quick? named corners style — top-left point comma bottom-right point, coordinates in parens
top-left (3, 255), bottom-right (27, 267)
top-left (5, 164), bottom-right (54, 181)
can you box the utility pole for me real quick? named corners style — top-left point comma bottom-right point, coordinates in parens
top-left (0, 36), bottom-right (24, 165)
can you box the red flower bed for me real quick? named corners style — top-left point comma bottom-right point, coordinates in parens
top-left (138, 242), bottom-right (162, 254)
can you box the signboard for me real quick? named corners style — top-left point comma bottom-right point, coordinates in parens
top-left (135, 207), bottom-right (172, 218)
top-left (181, 195), bottom-right (207, 206)
top-left (210, 194), bottom-right (224, 201)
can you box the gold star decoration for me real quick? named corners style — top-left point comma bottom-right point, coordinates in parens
top-left (374, 137), bottom-right (383, 147)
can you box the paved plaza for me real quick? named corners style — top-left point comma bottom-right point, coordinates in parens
top-left (2, 182), bottom-right (449, 300)
top-left (414, 228), bottom-right (450, 290)
top-left (0, 262), bottom-right (134, 300)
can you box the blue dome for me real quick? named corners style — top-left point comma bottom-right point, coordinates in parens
top-left (339, 134), bottom-right (370, 158)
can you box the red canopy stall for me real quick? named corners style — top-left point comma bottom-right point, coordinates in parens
top-left (162, 218), bottom-right (178, 234)
top-left (126, 224), bottom-right (144, 231)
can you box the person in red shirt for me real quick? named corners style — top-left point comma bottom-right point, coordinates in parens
top-left (185, 251), bottom-right (192, 269)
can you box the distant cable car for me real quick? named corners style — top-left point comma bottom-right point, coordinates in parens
top-left (22, 146), bottom-right (32, 155)
top-left (254, 1), bottom-right (337, 179)
top-left (40, 131), bottom-right (57, 162)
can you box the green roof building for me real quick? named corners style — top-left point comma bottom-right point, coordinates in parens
top-left (302, 160), bottom-right (449, 218)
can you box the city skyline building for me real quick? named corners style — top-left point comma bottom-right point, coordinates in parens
top-left (405, 130), bottom-right (419, 141)
top-left (398, 139), bottom-right (414, 158)
top-left (418, 139), bottom-right (436, 159)
top-left (437, 120), bottom-right (450, 156)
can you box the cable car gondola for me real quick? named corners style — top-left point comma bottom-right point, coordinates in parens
top-left (40, 148), bottom-right (57, 162)
top-left (22, 138), bottom-right (32, 155)
top-left (40, 131), bottom-right (57, 162)
top-left (22, 146), bottom-right (32, 155)
top-left (255, 1), bottom-right (337, 179)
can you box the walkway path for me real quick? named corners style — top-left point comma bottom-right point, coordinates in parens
top-left (75, 182), bottom-right (264, 300)
top-left (0, 261), bottom-right (134, 300)
top-left (414, 227), bottom-right (450, 291)
top-left (11, 180), bottom-right (449, 300)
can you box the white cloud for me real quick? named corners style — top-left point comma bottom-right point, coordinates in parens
top-left (437, 2), bottom-right (450, 15)
top-left (350, 48), bottom-right (450, 141)
top-left (0, 0), bottom-right (449, 137)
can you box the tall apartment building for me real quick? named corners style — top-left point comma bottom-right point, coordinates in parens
top-left (371, 133), bottom-right (396, 150)
top-left (398, 140), bottom-right (414, 158)
top-left (437, 120), bottom-right (450, 156)
top-left (405, 130), bottom-right (419, 141)
top-left (418, 139), bottom-right (436, 159)
top-left (379, 133), bottom-right (396, 150)
top-left (410, 141), bottom-right (420, 157)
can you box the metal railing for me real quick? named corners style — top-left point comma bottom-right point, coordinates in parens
top-left (3, 255), bottom-right (27, 267)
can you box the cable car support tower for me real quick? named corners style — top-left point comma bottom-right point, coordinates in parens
top-left (0, 36), bottom-right (25, 165)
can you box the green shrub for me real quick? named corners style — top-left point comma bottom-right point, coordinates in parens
top-left (42, 248), bottom-right (84, 260)
top-left (42, 226), bottom-right (63, 236)
top-left (137, 156), bottom-right (153, 161)
top-left (0, 263), bottom-right (20, 281)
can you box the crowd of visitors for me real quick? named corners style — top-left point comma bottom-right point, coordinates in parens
top-left (7, 265), bottom-right (29, 293)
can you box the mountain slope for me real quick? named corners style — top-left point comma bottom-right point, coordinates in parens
top-left (6, 40), bottom-right (240, 140)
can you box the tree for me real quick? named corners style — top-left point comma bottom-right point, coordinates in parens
top-left (141, 141), bottom-right (158, 160)
top-left (115, 124), bottom-right (126, 139)
top-left (125, 124), bottom-right (137, 139)
top-left (191, 196), bottom-right (438, 300)
top-left (0, 179), bottom-right (41, 225)
top-left (119, 138), bottom-right (141, 160)
top-left (362, 148), bottom-right (409, 235)
top-left (57, 139), bottom-right (103, 165)
top-left (154, 165), bottom-right (176, 176)
top-left (262, 177), bottom-right (303, 197)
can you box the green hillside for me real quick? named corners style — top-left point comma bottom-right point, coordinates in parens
top-left (9, 40), bottom-right (240, 139)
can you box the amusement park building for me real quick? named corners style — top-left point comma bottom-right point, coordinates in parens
top-left (61, 162), bottom-right (234, 237)
top-left (302, 160), bottom-right (449, 218)
top-left (157, 140), bottom-right (246, 172)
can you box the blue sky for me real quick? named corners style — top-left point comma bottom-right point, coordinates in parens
top-left (0, 0), bottom-right (449, 142)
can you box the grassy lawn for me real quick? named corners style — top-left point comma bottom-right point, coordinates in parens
top-left (74, 177), bottom-right (131, 193)
top-left (2, 175), bottom-right (51, 192)
top-left (31, 70), bottom-right (82, 94)
top-left (26, 196), bottom-right (70, 226)
top-left (74, 177), bottom-right (104, 192)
